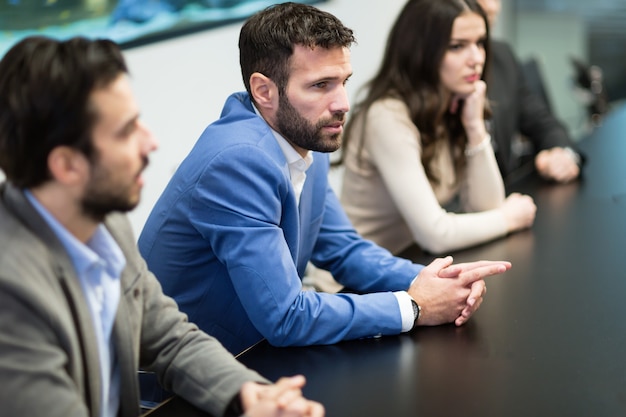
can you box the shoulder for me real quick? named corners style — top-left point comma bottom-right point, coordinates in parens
top-left (172, 114), bottom-right (286, 191)
top-left (487, 40), bottom-right (522, 101)
top-left (215, 92), bottom-right (276, 145)
top-left (489, 40), bottom-right (520, 74)
top-left (491, 39), bottom-right (516, 60)
top-left (368, 97), bottom-right (410, 118)
top-left (364, 97), bottom-right (418, 137)
top-left (353, 97), bottom-right (415, 138)
top-left (0, 198), bottom-right (64, 312)
top-left (186, 97), bottom-right (283, 170)
top-left (0, 220), bottom-right (35, 284)
top-left (0, 195), bottom-right (49, 276)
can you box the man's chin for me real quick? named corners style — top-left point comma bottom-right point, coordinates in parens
top-left (82, 199), bottom-right (140, 222)
top-left (314, 135), bottom-right (342, 153)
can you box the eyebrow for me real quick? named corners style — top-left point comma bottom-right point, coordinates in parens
top-left (116, 114), bottom-right (140, 136)
top-left (449, 34), bottom-right (487, 42)
top-left (311, 72), bottom-right (353, 83)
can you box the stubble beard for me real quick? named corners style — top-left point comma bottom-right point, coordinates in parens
top-left (81, 156), bottom-right (148, 222)
top-left (275, 92), bottom-right (345, 153)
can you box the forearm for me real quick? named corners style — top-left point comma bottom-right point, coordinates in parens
top-left (312, 189), bottom-right (421, 292)
top-left (139, 268), bottom-right (267, 416)
top-left (230, 255), bottom-right (408, 346)
top-left (462, 140), bottom-right (505, 211)
top-left (366, 133), bottom-right (506, 253)
top-left (410, 209), bottom-right (508, 254)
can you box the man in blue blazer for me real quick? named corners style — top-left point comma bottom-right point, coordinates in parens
top-left (139, 2), bottom-right (512, 356)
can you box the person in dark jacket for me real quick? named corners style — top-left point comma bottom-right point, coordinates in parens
top-left (478, 0), bottom-right (582, 183)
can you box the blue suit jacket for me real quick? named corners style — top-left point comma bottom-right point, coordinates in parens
top-left (139, 92), bottom-right (422, 354)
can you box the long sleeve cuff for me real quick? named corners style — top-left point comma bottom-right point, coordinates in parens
top-left (393, 290), bottom-right (416, 332)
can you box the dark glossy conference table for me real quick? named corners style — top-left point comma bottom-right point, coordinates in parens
top-left (147, 104), bottom-right (626, 417)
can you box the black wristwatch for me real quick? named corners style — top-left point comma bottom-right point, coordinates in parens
top-left (410, 298), bottom-right (421, 330)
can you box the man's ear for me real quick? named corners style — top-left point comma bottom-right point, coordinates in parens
top-left (47, 146), bottom-right (89, 185)
top-left (249, 72), bottom-right (278, 111)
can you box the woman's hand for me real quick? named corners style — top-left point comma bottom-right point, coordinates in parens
top-left (450, 80), bottom-right (488, 145)
top-left (500, 193), bottom-right (537, 233)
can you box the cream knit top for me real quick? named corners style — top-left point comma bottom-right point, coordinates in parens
top-left (340, 97), bottom-right (508, 255)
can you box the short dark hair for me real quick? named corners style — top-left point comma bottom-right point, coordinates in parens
top-left (238, 2), bottom-right (355, 96)
top-left (0, 36), bottom-right (128, 188)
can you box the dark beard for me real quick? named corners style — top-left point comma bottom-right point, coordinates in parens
top-left (81, 156), bottom-right (148, 222)
top-left (275, 92), bottom-right (345, 153)
top-left (81, 189), bottom-right (138, 223)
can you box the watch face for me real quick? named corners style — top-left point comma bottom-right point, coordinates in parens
top-left (411, 299), bottom-right (420, 320)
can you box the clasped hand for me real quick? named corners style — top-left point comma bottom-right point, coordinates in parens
top-left (240, 375), bottom-right (325, 417)
top-left (408, 256), bottom-right (511, 327)
top-left (535, 147), bottom-right (580, 183)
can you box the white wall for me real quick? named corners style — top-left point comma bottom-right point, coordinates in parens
top-left (123, 0), bottom-right (407, 236)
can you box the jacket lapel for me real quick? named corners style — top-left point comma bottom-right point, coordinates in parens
top-left (112, 298), bottom-right (140, 417)
top-left (2, 183), bottom-right (102, 416)
top-left (104, 217), bottom-right (141, 417)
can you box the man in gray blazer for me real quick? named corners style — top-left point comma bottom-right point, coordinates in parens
top-left (0, 36), bottom-right (323, 417)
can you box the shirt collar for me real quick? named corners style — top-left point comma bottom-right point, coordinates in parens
top-left (23, 190), bottom-right (125, 279)
top-left (252, 103), bottom-right (314, 172)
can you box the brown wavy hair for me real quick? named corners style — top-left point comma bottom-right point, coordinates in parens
top-left (339, 0), bottom-right (491, 185)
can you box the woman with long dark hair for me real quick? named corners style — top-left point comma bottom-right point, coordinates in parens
top-left (339, 0), bottom-right (536, 256)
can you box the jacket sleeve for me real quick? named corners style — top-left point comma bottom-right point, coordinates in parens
top-left (310, 180), bottom-right (423, 291)
top-left (187, 143), bottom-right (419, 347)
top-left (110, 214), bottom-right (268, 417)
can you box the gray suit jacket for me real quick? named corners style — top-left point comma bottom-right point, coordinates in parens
top-left (0, 182), bottom-right (266, 417)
